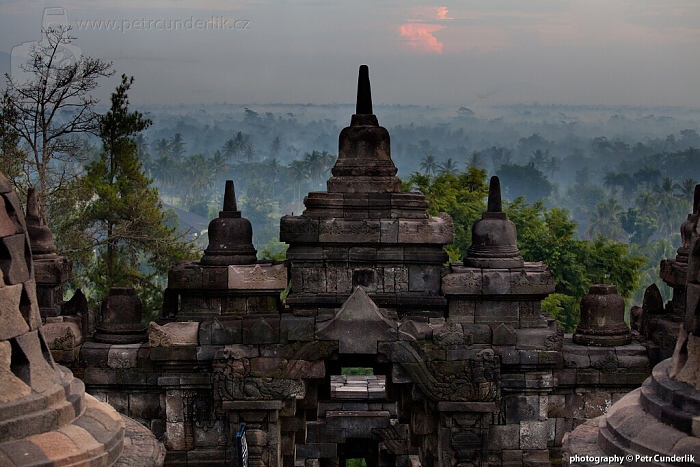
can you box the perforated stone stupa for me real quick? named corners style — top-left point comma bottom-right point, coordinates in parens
top-left (0, 174), bottom-right (126, 465)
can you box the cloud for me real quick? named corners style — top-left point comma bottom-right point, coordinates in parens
top-left (436, 6), bottom-right (452, 21)
top-left (399, 23), bottom-right (445, 54)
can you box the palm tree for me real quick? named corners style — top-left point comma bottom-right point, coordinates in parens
top-left (529, 149), bottom-right (550, 171)
top-left (544, 155), bottom-right (560, 179)
top-left (151, 155), bottom-right (176, 197)
top-left (155, 138), bottom-right (171, 158)
top-left (181, 154), bottom-right (214, 208)
top-left (420, 155), bottom-right (438, 175)
top-left (467, 151), bottom-right (482, 169)
top-left (288, 159), bottom-right (309, 204)
top-left (586, 198), bottom-right (625, 241)
top-left (675, 178), bottom-right (698, 200)
top-left (265, 158), bottom-right (283, 198)
top-left (438, 158), bottom-right (458, 175)
top-left (303, 151), bottom-right (334, 189)
top-left (222, 138), bottom-right (238, 161)
top-left (170, 133), bottom-right (185, 160)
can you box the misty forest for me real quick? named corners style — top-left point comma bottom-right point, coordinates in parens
top-left (2, 28), bottom-right (699, 328)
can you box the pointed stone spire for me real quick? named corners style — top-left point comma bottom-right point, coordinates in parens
top-left (201, 180), bottom-right (257, 265)
top-left (221, 179), bottom-right (240, 218)
top-left (356, 64), bottom-right (373, 115)
top-left (464, 176), bottom-right (524, 268)
top-left (25, 187), bottom-right (57, 257)
top-left (487, 176), bottom-right (502, 213)
top-left (326, 65), bottom-right (402, 193)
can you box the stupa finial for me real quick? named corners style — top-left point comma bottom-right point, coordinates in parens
top-left (223, 179), bottom-right (237, 212)
top-left (487, 176), bottom-right (502, 213)
top-left (356, 65), bottom-right (373, 115)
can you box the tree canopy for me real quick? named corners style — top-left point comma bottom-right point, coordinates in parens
top-left (404, 168), bottom-right (645, 332)
top-left (57, 75), bottom-right (197, 318)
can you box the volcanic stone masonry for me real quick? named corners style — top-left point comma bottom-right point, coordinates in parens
top-left (15, 65), bottom-right (690, 466)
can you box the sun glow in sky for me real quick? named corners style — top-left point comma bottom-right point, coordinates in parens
top-left (1, 0), bottom-right (699, 107)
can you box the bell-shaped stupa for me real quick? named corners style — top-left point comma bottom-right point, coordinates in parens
top-left (201, 180), bottom-right (257, 265)
top-left (464, 176), bottom-right (524, 269)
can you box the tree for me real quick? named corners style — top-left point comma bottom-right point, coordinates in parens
top-left (496, 163), bottom-right (552, 202)
top-left (170, 133), bottom-right (185, 159)
top-left (505, 198), bottom-right (645, 331)
top-left (0, 94), bottom-right (24, 183)
top-left (403, 168), bottom-right (488, 261)
top-left (62, 75), bottom-right (196, 317)
top-left (419, 154), bottom-right (438, 175)
top-left (438, 158), bottom-right (459, 175)
top-left (3, 25), bottom-right (113, 223)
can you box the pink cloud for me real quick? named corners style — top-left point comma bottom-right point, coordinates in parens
top-left (399, 23), bottom-right (446, 54)
top-left (436, 7), bottom-right (452, 21)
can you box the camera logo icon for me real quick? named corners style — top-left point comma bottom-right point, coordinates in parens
top-left (10, 7), bottom-right (82, 82)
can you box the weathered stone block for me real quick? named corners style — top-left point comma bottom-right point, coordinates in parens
top-left (281, 316), bottom-right (315, 341)
top-left (408, 265), bottom-right (441, 292)
top-left (247, 295), bottom-right (281, 314)
top-left (303, 268), bottom-right (327, 293)
top-left (166, 421), bottom-right (186, 450)
top-left (442, 269), bottom-right (483, 295)
top-left (242, 316), bottom-right (280, 344)
top-left (448, 300), bottom-right (475, 324)
top-left (148, 321), bottom-right (199, 347)
top-left (505, 395), bottom-right (541, 423)
top-left (222, 344), bottom-right (259, 359)
top-left (0, 234), bottom-right (29, 285)
top-left (202, 267), bottom-right (228, 289)
top-left (487, 424), bottom-right (520, 450)
top-left (492, 323), bottom-right (516, 345)
top-left (211, 318), bottom-right (243, 345)
top-left (180, 295), bottom-right (222, 316)
top-left (519, 420), bottom-right (549, 450)
top-left (280, 216), bottom-right (319, 243)
top-left (168, 264), bottom-right (203, 289)
top-left (510, 268), bottom-right (555, 295)
top-left (474, 300), bottom-right (518, 325)
top-left (107, 345), bottom-right (139, 369)
top-left (129, 392), bottom-right (161, 419)
top-left (482, 270), bottom-right (511, 295)
top-left (0, 283), bottom-right (30, 340)
top-left (229, 263), bottom-right (287, 290)
top-left (250, 357), bottom-right (287, 377)
top-left (495, 346), bottom-right (519, 365)
top-left (326, 410), bottom-right (391, 438)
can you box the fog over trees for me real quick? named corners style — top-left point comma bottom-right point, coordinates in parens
top-left (130, 101), bottom-right (698, 313)
top-left (2, 31), bottom-right (699, 321)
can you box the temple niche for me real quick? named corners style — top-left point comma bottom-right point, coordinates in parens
top-left (20, 65), bottom-right (677, 467)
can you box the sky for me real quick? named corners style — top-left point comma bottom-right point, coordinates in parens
top-left (0, 0), bottom-right (699, 108)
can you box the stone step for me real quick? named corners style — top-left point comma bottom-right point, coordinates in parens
top-left (649, 360), bottom-right (700, 419)
top-left (640, 381), bottom-right (693, 435)
top-left (600, 388), bottom-right (700, 465)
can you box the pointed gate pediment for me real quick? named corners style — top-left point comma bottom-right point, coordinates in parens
top-left (315, 287), bottom-right (397, 354)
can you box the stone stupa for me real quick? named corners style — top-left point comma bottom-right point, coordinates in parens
top-left (0, 175), bottom-right (163, 466)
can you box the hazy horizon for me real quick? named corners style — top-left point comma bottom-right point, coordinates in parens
top-left (1, 1), bottom-right (699, 109)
